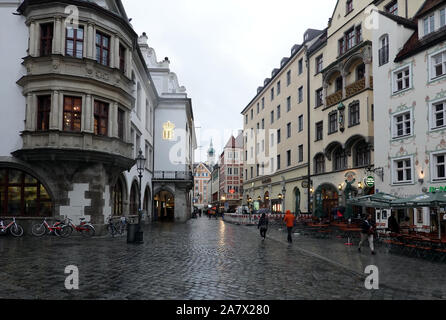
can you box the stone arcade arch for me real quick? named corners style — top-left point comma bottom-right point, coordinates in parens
top-left (314, 183), bottom-right (339, 220)
top-left (112, 174), bottom-right (127, 217)
top-left (129, 180), bottom-right (139, 216)
top-left (0, 166), bottom-right (53, 217)
top-left (154, 189), bottom-right (175, 222)
top-left (143, 185), bottom-right (152, 220)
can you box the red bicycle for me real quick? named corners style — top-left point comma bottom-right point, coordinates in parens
top-left (31, 218), bottom-right (70, 237)
top-left (0, 218), bottom-right (24, 237)
top-left (63, 218), bottom-right (95, 237)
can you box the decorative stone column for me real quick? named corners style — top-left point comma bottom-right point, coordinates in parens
top-left (54, 17), bottom-right (62, 54)
top-left (87, 23), bottom-right (95, 60)
top-left (25, 93), bottom-right (36, 131)
top-left (341, 70), bottom-right (347, 99)
top-left (84, 94), bottom-right (92, 133)
top-left (29, 21), bottom-right (37, 57)
top-left (365, 60), bottom-right (372, 88)
top-left (50, 91), bottom-right (59, 130)
top-left (114, 33), bottom-right (120, 69)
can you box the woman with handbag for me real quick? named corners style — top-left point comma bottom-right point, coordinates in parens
top-left (258, 213), bottom-right (269, 240)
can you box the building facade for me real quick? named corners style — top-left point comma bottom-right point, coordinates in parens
top-left (241, 29), bottom-right (324, 214)
top-left (138, 33), bottom-right (197, 222)
top-left (0, 0), bottom-right (152, 232)
top-left (193, 162), bottom-right (211, 209)
top-left (373, 0), bottom-right (446, 232)
top-left (219, 132), bottom-right (244, 212)
top-left (307, 0), bottom-right (423, 220)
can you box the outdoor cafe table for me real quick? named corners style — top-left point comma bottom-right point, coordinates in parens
top-left (306, 224), bottom-right (330, 238)
top-left (338, 226), bottom-right (361, 246)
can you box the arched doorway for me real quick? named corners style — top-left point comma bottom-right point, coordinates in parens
top-left (113, 177), bottom-right (125, 217)
top-left (294, 188), bottom-right (301, 215)
top-left (314, 184), bottom-right (339, 220)
top-left (0, 167), bottom-right (52, 217)
top-left (143, 186), bottom-right (151, 220)
top-left (129, 181), bottom-right (139, 216)
top-left (154, 190), bottom-right (175, 222)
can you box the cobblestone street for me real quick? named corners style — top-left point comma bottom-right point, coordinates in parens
top-left (0, 217), bottom-right (443, 300)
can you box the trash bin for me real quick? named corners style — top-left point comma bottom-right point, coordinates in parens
top-left (135, 229), bottom-right (144, 244)
top-left (127, 223), bottom-right (138, 243)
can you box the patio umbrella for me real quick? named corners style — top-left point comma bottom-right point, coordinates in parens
top-left (390, 192), bottom-right (446, 240)
top-left (390, 192), bottom-right (446, 208)
top-left (347, 192), bottom-right (400, 208)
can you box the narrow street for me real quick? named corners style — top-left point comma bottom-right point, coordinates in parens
top-left (0, 217), bottom-right (442, 300)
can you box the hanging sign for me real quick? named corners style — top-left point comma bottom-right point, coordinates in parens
top-left (365, 176), bottom-right (375, 187)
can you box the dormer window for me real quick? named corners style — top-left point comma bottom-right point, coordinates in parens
top-left (424, 14), bottom-right (435, 36)
top-left (40, 23), bottom-right (53, 56)
top-left (346, 0), bottom-right (353, 14)
top-left (385, 1), bottom-right (398, 15)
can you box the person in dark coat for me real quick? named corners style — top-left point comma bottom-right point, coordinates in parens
top-left (258, 213), bottom-right (269, 240)
top-left (388, 212), bottom-right (400, 234)
top-left (358, 214), bottom-right (376, 255)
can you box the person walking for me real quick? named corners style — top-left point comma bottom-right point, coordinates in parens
top-left (283, 210), bottom-right (295, 243)
top-left (358, 214), bottom-right (376, 255)
top-left (258, 213), bottom-right (269, 240)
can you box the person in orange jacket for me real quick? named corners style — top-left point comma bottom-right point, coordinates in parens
top-left (283, 210), bottom-right (295, 243)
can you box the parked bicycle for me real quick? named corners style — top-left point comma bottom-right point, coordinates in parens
top-left (0, 218), bottom-right (24, 237)
top-left (63, 217), bottom-right (95, 238)
top-left (107, 216), bottom-right (127, 237)
top-left (31, 218), bottom-right (70, 237)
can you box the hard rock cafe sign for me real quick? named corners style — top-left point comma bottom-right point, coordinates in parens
top-left (163, 121), bottom-right (175, 140)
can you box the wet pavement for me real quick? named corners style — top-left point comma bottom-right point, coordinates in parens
top-left (0, 217), bottom-right (442, 300)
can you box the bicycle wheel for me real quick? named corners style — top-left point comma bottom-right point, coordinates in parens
top-left (59, 225), bottom-right (73, 238)
top-left (10, 224), bottom-right (24, 237)
top-left (31, 223), bottom-right (47, 237)
top-left (117, 222), bottom-right (126, 235)
top-left (107, 223), bottom-right (115, 237)
top-left (80, 225), bottom-right (95, 238)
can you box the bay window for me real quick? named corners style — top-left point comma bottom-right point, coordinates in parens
top-left (94, 101), bottom-right (109, 136)
top-left (96, 32), bottom-right (110, 66)
top-left (40, 23), bottom-right (53, 56)
top-left (37, 95), bottom-right (51, 131)
top-left (66, 26), bottom-right (84, 58)
top-left (63, 96), bottom-right (82, 132)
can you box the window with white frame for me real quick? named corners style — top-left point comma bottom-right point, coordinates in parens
top-left (393, 157), bottom-right (413, 184)
top-left (424, 14), bottom-right (435, 36)
top-left (393, 66), bottom-right (411, 93)
top-left (430, 50), bottom-right (446, 80)
top-left (392, 111), bottom-right (412, 138)
top-left (432, 152), bottom-right (446, 181)
top-left (431, 99), bottom-right (446, 130)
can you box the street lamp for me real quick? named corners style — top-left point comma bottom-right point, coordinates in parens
top-left (136, 149), bottom-right (146, 242)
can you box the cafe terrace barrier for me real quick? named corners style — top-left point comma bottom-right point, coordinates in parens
top-left (223, 213), bottom-right (313, 226)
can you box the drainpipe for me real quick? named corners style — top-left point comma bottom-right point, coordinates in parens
top-left (306, 49), bottom-right (311, 216)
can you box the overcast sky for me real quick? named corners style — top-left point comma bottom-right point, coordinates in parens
top-left (122, 0), bottom-right (335, 162)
